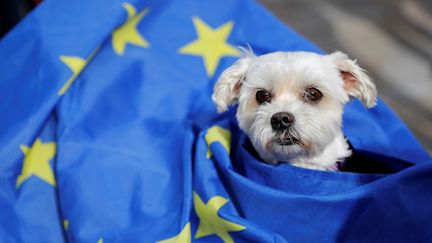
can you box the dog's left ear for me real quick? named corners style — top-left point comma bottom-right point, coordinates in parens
top-left (327, 51), bottom-right (377, 108)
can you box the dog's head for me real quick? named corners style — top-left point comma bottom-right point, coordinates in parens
top-left (212, 50), bottom-right (377, 163)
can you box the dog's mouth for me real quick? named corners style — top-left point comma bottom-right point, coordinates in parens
top-left (274, 134), bottom-right (301, 146)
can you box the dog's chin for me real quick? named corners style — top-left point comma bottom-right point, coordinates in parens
top-left (261, 139), bottom-right (306, 163)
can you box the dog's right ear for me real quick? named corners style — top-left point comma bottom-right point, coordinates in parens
top-left (212, 54), bottom-right (254, 113)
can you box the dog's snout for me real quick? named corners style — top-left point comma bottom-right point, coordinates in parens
top-left (271, 112), bottom-right (295, 130)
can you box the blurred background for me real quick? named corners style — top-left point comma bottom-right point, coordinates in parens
top-left (1, 0), bottom-right (431, 154)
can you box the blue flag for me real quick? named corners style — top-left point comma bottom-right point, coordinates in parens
top-left (1, 0), bottom-right (431, 242)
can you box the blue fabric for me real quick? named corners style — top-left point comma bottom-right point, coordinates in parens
top-left (198, 120), bottom-right (432, 242)
top-left (0, 0), bottom-right (431, 242)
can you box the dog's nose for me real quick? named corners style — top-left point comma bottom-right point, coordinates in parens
top-left (271, 112), bottom-right (295, 130)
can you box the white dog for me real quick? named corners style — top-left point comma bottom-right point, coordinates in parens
top-left (212, 50), bottom-right (377, 171)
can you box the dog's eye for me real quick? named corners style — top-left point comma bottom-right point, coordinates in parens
top-left (304, 87), bottom-right (323, 102)
top-left (256, 90), bottom-right (272, 104)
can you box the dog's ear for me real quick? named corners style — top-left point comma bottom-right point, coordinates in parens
top-left (212, 51), bottom-right (254, 113)
top-left (327, 51), bottom-right (377, 108)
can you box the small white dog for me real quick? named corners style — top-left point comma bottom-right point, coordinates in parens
top-left (212, 50), bottom-right (377, 171)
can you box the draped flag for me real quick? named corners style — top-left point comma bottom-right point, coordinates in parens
top-left (1, 0), bottom-right (431, 242)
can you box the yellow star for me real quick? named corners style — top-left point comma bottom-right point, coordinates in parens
top-left (179, 17), bottom-right (240, 77)
top-left (112, 3), bottom-right (150, 55)
top-left (63, 219), bottom-right (69, 231)
top-left (16, 138), bottom-right (56, 188)
top-left (97, 239), bottom-right (103, 243)
top-left (205, 126), bottom-right (231, 159)
top-left (157, 223), bottom-right (191, 243)
top-left (193, 192), bottom-right (246, 243)
top-left (58, 56), bottom-right (86, 96)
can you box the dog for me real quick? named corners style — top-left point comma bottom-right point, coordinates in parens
top-left (212, 50), bottom-right (377, 171)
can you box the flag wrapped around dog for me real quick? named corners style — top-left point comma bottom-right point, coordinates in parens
top-left (0, 0), bottom-right (431, 242)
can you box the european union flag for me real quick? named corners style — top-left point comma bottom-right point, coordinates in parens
top-left (1, 0), bottom-right (431, 242)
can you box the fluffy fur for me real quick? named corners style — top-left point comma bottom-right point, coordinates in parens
top-left (212, 50), bottom-right (377, 170)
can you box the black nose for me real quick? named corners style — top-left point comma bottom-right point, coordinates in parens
top-left (271, 112), bottom-right (295, 131)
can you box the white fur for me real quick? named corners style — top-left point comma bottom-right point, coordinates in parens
top-left (212, 50), bottom-right (377, 171)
